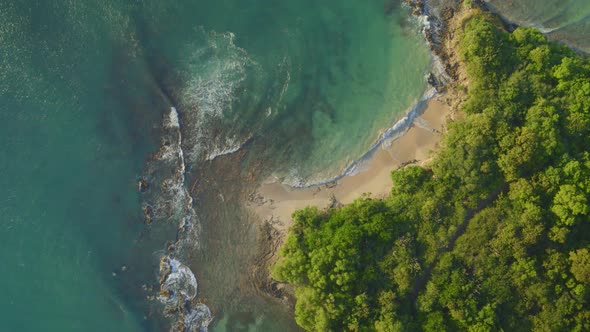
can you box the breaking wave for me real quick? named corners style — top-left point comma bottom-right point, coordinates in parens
top-left (182, 30), bottom-right (250, 117)
top-left (142, 107), bottom-right (200, 239)
top-left (142, 27), bottom-right (258, 329)
top-left (178, 28), bottom-right (258, 163)
top-left (158, 257), bottom-right (198, 306)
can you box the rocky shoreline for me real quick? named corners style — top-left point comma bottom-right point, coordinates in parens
top-left (406, 0), bottom-right (470, 104)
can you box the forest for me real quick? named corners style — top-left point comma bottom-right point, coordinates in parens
top-left (272, 8), bottom-right (590, 332)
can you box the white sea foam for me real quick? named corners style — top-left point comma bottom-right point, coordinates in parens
top-left (280, 7), bottom-right (446, 188)
top-left (159, 257), bottom-right (198, 304)
top-left (163, 108), bottom-right (202, 247)
top-left (178, 29), bottom-right (257, 163)
top-left (184, 304), bottom-right (213, 332)
top-left (418, 15), bottom-right (431, 28)
top-left (278, 6), bottom-right (451, 187)
top-left (157, 143), bottom-right (179, 162)
top-left (145, 107), bottom-right (197, 229)
top-left (182, 30), bottom-right (250, 117)
top-left (166, 107), bottom-right (180, 128)
top-left (536, 25), bottom-right (560, 34)
top-left (278, 0), bottom-right (455, 189)
top-left (282, 0), bottom-right (452, 188)
top-left (158, 256), bottom-right (212, 332)
top-left (430, 54), bottom-right (452, 86)
top-left (205, 135), bottom-right (251, 161)
top-left (141, 105), bottom-right (211, 328)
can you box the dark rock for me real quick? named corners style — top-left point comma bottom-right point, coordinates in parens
top-left (143, 205), bottom-right (153, 225)
top-left (138, 178), bottom-right (149, 192)
top-left (441, 7), bottom-right (455, 21)
top-left (427, 72), bottom-right (443, 92)
top-left (405, 0), bottom-right (425, 16)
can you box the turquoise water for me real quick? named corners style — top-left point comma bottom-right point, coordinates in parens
top-left (137, 0), bottom-right (432, 185)
top-left (486, 0), bottom-right (590, 53)
top-left (0, 2), bottom-right (154, 330)
top-left (0, 0), bottom-right (432, 331)
top-left (2, 0), bottom-right (588, 330)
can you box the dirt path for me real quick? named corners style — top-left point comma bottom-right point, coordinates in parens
top-left (409, 184), bottom-right (508, 303)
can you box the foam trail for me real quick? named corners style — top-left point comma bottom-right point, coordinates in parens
top-left (145, 29), bottom-right (256, 329)
top-left (158, 257), bottom-right (198, 305)
top-left (281, 2), bottom-right (453, 188)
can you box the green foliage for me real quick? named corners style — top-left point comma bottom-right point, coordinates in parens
top-left (570, 249), bottom-right (590, 284)
top-left (273, 12), bottom-right (590, 332)
top-left (273, 200), bottom-right (403, 331)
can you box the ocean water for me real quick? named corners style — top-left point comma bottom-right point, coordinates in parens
top-left (0, 2), bottom-right (158, 331)
top-left (2, 0), bottom-right (588, 331)
top-left (0, 0), bottom-right (432, 331)
top-left (486, 0), bottom-right (590, 53)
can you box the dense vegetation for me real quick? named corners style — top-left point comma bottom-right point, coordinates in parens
top-left (272, 9), bottom-right (590, 332)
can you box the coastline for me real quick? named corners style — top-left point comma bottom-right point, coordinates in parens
top-left (248, 96), bottom-right (451, 233)
top-left (246, 0), bottom-right (474, 307)
top-left (248, 0), bottom-right (473, 235)
top-left (158, 0), bottom-right (590, 329)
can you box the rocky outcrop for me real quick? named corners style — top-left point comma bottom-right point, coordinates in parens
top-left (404, 0), bottom-right (480, 114)
top-left (405, 0), bottom-right (458, 88)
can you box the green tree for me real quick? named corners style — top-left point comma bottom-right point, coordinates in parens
top-left (569, 248), bottom-right (590, 284)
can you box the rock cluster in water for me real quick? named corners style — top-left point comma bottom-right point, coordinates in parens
top-left (158, 256), bottom-right (212, 332)
top-left (138, 107), bottom-right (211, 330)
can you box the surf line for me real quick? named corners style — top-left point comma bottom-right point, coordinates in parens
top-left (282, 86), bottom-right (438, 189)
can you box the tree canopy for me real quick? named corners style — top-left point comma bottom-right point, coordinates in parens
top-left (273, 9), bottom-right (590, 332)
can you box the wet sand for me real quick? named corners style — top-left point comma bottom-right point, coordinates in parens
top-left (248, 97), bottom-right (451, 233)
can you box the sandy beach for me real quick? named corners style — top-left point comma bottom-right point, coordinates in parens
top-left (248, 96), bottom-right (451, 233)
